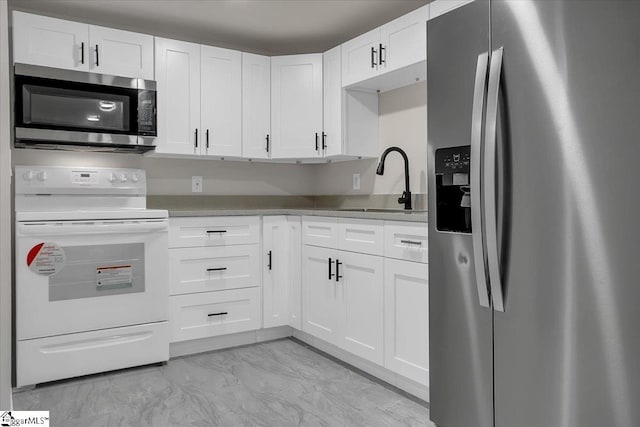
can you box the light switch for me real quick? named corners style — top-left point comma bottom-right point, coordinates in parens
top-left (192, 176), bottom-right (203, 192)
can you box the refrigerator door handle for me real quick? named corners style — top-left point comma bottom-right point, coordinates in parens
top-left (484, 47), bottom-right (505, 312)
top-left (470, 51), bottom-right (491, 309)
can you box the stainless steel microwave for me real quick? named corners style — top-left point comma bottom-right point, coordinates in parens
top-left (14, 64), bottom-right (157, 153)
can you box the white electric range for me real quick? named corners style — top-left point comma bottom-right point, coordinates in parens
top-left (14, 165), bottom-right (169, 387)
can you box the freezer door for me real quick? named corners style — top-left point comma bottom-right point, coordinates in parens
top-left (491, 2), bottom-right (640, 426)
top-left (427, 1), bottom-right (493, 427)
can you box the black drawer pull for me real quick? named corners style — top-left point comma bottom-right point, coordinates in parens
top-left (80, 42), bottom-right (85, 64)
top-left (206, 230), bottom-right (227, 234)
top-left (267, 250), bottom-right (273, 270)
top-left (400, 239), bottom-right (422, 245)
top-left (336, 259), bottom-right (343, 282)
top-left (208, 312), bottom-right (228, 317)
top-left (206, 267), bottom-right (227, 272)
top-left (328, 258), bottom-right (334, 279)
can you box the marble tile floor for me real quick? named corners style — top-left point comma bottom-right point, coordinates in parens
top-left (13, 338), bottom-right (435, 427)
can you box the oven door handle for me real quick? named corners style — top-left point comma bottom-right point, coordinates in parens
top-left (16, 220), bottom-right (168, 235)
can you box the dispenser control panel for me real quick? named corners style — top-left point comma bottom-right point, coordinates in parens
top-left (435, 146), bottom-right (472, 233)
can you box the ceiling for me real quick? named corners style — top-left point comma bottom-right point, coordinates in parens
top-left (9, 0), bottom-right (431, 55)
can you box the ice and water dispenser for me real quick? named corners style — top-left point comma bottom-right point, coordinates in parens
top-left (435, 146), bottom-right (472, 233)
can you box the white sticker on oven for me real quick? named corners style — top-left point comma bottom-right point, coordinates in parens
top-left (97, 265), bottom-right (133, 290)
top-left (26, 242), bottom-right (66, 276)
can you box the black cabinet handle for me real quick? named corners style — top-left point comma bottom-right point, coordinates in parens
top-left (95, 44), bottom-right (99, 66)
top-left (268, 250), bottom-right (272, 270)
top-left (265, 134), bottom-right (270, 152)
top-left (315, 132), bottom-right (319, 151)
top-left (379, 44), bottom-right (386, 65)
top-left (206, 129), bottom-right (210, 149)
top-left (322, 132), bottom-right (327, 150)
top-left (400, 239), bottom-right (422, 245)
top-left (194, 129), bottom-right (198, 148)
top-left (328, 258), bottom-right (335, 280)
top-left (336, 259), bottom-right (343, 282)
top-left (371, 46), bottom-right (378, 68)
top-left (80, 42), bottom-right (85, 64)
top-left (208, 312), bottom-right (228, 317)
top-left (207, 267), bottom-right (227, 272)
top-left (206, 230), bottom-right (227, 234)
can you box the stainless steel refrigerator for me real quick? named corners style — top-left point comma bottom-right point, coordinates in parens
top-left (427, 1), bottom-right (640, 426)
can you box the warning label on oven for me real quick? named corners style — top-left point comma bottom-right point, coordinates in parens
top-left (27, 242), bottom-right (66, 276)
top-left (97, 265), bottom-right (133, 290)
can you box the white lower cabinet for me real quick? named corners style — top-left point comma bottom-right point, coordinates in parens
top-left (302, 245), bottom-right (340, 343)
top-left (302, 243), bottom-right (384, 365)
top-left (170, 287), bottom-right (261, 342)
top-left (384, 258), bottom-right (429, 386)
top-left (262, 216), bottom-right (301, 329)
top-left (338, 250), bottom-right (384, 365)
top-left (169, 245), bottom-right (260, 295)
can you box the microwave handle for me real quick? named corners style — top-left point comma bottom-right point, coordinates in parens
top-left (80, 42), bottom-right (85, 65)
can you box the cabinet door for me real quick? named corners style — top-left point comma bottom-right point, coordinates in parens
top-left (89, 25), bottom-right (154, 79)
top-left (302, 245), bottom-right (339, 344)
top-left (271, 54), bottom-right (323, 159)
top-left (242, 53), bottom-right (271, 159)
top-left (322, 45), bottom-right (343, 157)
top-left (337, 251), bottom-right (384, 365)
top-left (287, 217), bottom-right (302, 330)
top-left (379, 5), bottom-right (429, 74)
top-left (201, 45), bottom-right (242, 157)
top-left (263, 216), bottom-right (289, 328)
top-left (384, 258), bottom-right (429, 385)
top-left (12, 11), bottom-right (89, 71)
top-left (155, 38), bottom-right (201, 155)
top-left (341, 28), bottom-right (380, 88)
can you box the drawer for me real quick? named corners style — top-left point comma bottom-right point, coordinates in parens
top-left (384, 221), bottom-right (428, 263)
top-left (17, 321), bottom-right (169, 387)
top-left (169, 245), bottom-right (260, 295)
top-left (170, 287), bottom-right (261, 342)
top-left (302, 216), bottom-right (338, 248)
top-left (169, 216), bottom-right (260, 248)
top-left (338, 218), bottom-right (384, 256)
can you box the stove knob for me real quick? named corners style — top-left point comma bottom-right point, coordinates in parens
top-left (108, 173), bottom-right (116, 183)
top-left (119, 173), bottom-right (128, 183)
top-left (130, 173), bottom-right (139, 183)
top-left (22, 171), bottom-right (35, 181)
top-left (36, 171), bottom-right (47, 181)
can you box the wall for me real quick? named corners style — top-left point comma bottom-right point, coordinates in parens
top-left (0, 0), bottom-right (13, 409)
top-left (313, 81), bottom-right (427, 200)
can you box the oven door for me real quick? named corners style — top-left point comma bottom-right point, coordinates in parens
top-left (16, 218), bottom-right (168, 340)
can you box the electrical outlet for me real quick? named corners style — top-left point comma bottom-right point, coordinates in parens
top-left (192, 176), bottom-right (203, 193)
top-left (352, 173), bottom-right (361, 190)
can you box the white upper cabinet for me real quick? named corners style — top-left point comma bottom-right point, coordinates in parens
top-left (341, 4), bottom-right (429, 92)
top-left (155, 38), bottom-right (242, 157)
top-left (200, 45), bottom-right (242, 157)
top-left (89, 25), bottom-right (154, 80)
top-left (13, 12), bottom-right (153, 79)
top-left (379, 5), bottom-right (430, 74)
top-left (341, 28), bottom-right (380, 88)
top-left (13, 12), bottom-right (88, 71)
top-left (155, 37), bottom-right (201, 155)
top-left (323, 46), bottom-right (378, 160)
top-left (242, 53), bottom-right (271, 159)
top-left (271, 54), bottom-right (323, 159)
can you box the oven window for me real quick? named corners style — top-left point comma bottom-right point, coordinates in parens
top-left (49, 243), bottom-right (144, 301)
top-left (22, 84), bottom-right (130, 132)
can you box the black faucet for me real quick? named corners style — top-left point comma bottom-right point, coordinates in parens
top-left (376, 146), bottom-right (412, 210)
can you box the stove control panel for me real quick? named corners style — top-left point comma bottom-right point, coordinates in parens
top-left (15, 166), bottom-right (148, 195)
